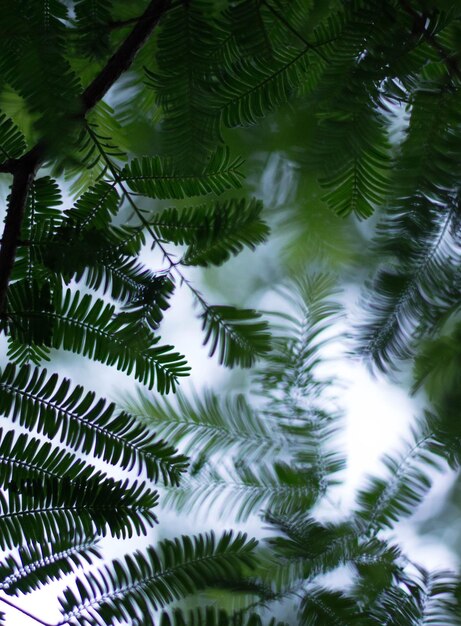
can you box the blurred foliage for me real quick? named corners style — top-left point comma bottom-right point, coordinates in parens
top-left (0, 0), bottom-right (460, 625)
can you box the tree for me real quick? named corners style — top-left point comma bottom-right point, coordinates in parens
top-left (0, 0), bottom-right (460, 625)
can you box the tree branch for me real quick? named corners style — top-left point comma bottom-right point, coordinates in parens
top-left (82, 0), bottom-right (170, 112)
top-left (0, 0), bottom-right (171, 316)
top-left (0, 147), bottom-right (42, 315)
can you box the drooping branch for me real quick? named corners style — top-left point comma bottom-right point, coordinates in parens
top-left (0, 0), bottom-right (171, 316)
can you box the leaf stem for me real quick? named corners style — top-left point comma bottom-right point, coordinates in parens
top-left (0, 594), bottom-right (55, 626)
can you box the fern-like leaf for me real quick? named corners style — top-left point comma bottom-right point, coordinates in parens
top-left (120, 148), bottom-right (243, 199)
top-left (7, 284), bottom-right (190, 392)
top-left (0, 477), bottom-right (158, 549)
top-left (355, 416), bottom-right (450, 533)
top-left (216, 46), bottom-right (312, 127)
top-left (0, 113), bottom-right (27, 164)
top-left (164, 462), bottom-right (320, 522)
top-left (150, 198), bottom-right (269, 266)
top-left (59, 531), bottom-right (258, 626)
top-left (299, 587), bottom-right (364, 626)
top-left (73, 0), bottom-right (113, 59)
top-left (316, 105), bottom-right (392, 218)
top-left (0, 537), bottom-right (101, 595)
top-left (123, 387), bottom-right (286, 462)
top-left (148, 0), bottom-right (222, 168)
top-left (199, 302), bottom-right (271, 368)
top-left (0, 363), bottom-right (189, 485)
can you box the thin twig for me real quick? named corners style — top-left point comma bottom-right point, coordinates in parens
top-left (0, 148), bottom-right (42, 314)
top-left (0, 595), bottom-right (55, 626)
top-left (399, 0), bottom-right (461, 80)
top-left (87, 126), bottom-right (207, 308)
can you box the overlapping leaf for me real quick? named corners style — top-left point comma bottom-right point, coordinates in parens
top-left (0, 363), bottom-right (189, 485)
top-left (59, 532), bottom-right (258, 626)
top-left (150, 198), bottom-right (269, 266)
top-left (121, 148), bottom-right (243, 199)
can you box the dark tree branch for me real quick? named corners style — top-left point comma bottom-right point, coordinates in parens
top-left (0, 147), bottom-right (42, 315)
top-left (0, 0), bottom-right (171, 316)
top-left (108, 16), bottom-right (144, 31)
top-left (82, 0), bottom-right (170, 112)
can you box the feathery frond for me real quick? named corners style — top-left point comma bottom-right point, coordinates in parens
top-left (58, 531), bottom-right (258, 626)
top-left (149, 198), bottom-right (269, 267)
top-left (354, 413), bottom-right (453, 532)
top-left (148, 0), bottom-right (222, 168)
top-left (7, 284), bottom-right (190, 392)
top-left (0, 363), bottom-right (189, 485)
top-left (164, 461), bottom-right (319, 522)
top-left (124, 388), bottom-right (285, 462)
top-left (198, 302), bottom-right (271, 368)
top-left (73, 0), bottom-right (114, 59)
top-left (216, 46), bottom-right (312, 127)
top-left (357, 80), bottom-right (461, 371)
top-left (0, 477), bottom-right (159, 549)
top-left (0, 113), bottom-right (27, 163)
top-left (121, 148), bottom-right (244, 200)
top-left (0, 538), bottom-right (101, 595)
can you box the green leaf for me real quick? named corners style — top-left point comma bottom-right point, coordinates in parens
top-left (0, 363), bottom-right (189, 485)
top-left (63, 181), bottom-right (120, 231)
top-left (150, 198), bottom-right (269, 266)
top-left (199, 303), bottom-right (271, 368)
top-left (316, 105), bottom-right (392, 218)
top-left (0, 537), bottom-right (101, 595)
top-left (59, 531), bottom-right (258, 625)
top-left (164, 462), bottom-right (319, 522)
top-left (300, 588), bottom-right (365, 626)
top-left (74, 0), bottom-right (113, 59)
top-left (8, 285), bottom-right (190, 393)
top-left (0, 476), bottom-right (158, 549)
top-left (216, 46), bottom-right (312, 127)
top-left (148, 0), bottom-right (222, 168)
top-left (0, 113), bottom-right (27, 163)
top-left (121, 148), bottom-right (244, 199)
top-left (355, 417), bottom-right (448, 532)
top-left (123, 387), bottom-right (285, 462)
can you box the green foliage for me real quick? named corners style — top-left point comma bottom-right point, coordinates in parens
top-left (0, 1), bottom-right (460, 625)
top-left (126, 388), bottom-right (283, 461)
top-left (58, 531), bottom-right (258, 626)
top-left (199, 303), bottom-right (271, 368)
top-left (0, 113), bottom-right (27, 163)
top-left (120, 149), bottom-right (244, 199)
top-left (0, 537), bottom-right (101, 595)
top-left (126, 276), bottom-right (461, 625)
top-left (149, 198), bottom-right (269, 267)
top-left (148, 0), bottom-right (222, 169)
